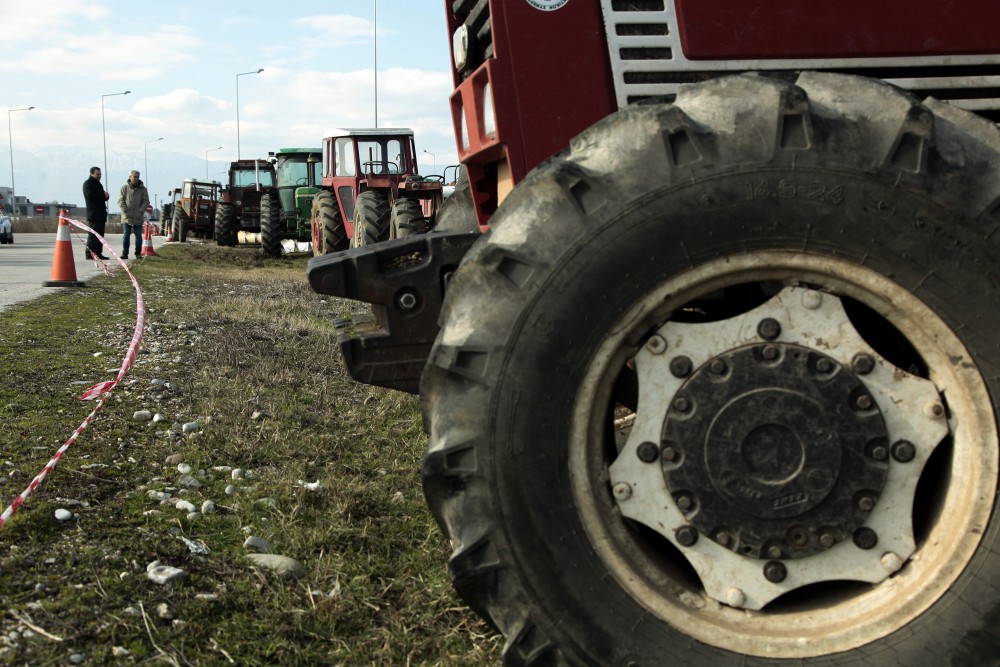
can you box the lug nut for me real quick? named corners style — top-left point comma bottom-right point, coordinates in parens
top-left (924, 400), bottom-right (945, 419)
top-left (636, 441), bottom-right (660, 463)
top-left (815, 358), bottom-right (833, 373)
top-left (852, 353), bottom-right (875, 375)
top-left (709, 359), bottom-right (727, 375)
top-left (801, 290), bottom-right (822, 310)
top-left (761, 345), bottom-right (780, 361)
top-left (766, 544), bottom-right (783, 559)
top-left (881, 551), bottom-right (904, 573)
top-left (870, 444), bottom-right (888, 461)
top-left (715, 530), bottom-right (732, 547)
top-left (891, 440), bottom-right (916, 463)
top-left (853, 527), bottom-right (878, 550)
top-left (725, 587), bottom-right (746, 608)
top-left (669, 355), bottom-right (693, 378)
top-left (857, 494), bottom-right (876, 512)
top-left (612, 482), bottom-right (632, 501)
top-left (672, 396), bottom-right (691, 413)
top-left (818, 531), bottom-right (836, 549)
top-left (397, 290), bottom-right (419, 312)
top-left (763, 561), bottom-right (787, 583)
top-left (855, 394), bottom-right (874, 410)
top-left (661, 445), bottom-right (679, 462)
top-left (646, 335), bottom-right (667, 354)
top-left (675, 494), bottom-right (694, 511)
top-left (787, 526), bottom-right (810, 548)
top-left (675, 526), bottom-right (698, 547)
top-left (758, 318), bottom-right (781, 341)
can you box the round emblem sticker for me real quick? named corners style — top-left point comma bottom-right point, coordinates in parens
top-left (527, 0), bottom-right (569, 10)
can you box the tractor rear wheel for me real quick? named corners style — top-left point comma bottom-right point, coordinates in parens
top-left (350, 191), bottom-right (390, 248)
top-left (261, 194), bottom-right (282, 258)
top-left (172, 207), bottom-right (189, 243)
top-left (421, 73), bottom-right (1000, 665)
top-left (389, 197), bottom-right (424, 239)
top-left (215, 204), bottom-right (236, 247)
top-left (311, 190), bottom-right (346, 256)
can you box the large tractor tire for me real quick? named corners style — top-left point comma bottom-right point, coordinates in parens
top-left (433, 165), bottom-right (478, 234)
top-left (171, 206), bottom-right (190, 243)
top-left (389, 197), bottom-right (424, 239)
top-left (421, 72), bottom-right (1000, 665)
top-left (260, 194), bottom-right (283, 258)
top-left (215, 203), bottom-right (236, 247)
top-left (350, 191), bottom-right (390, 248)
top-left (311, 190), bottom-right (347, 256)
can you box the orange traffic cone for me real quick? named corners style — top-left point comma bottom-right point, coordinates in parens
top-left (165, 218), bottom-right (174, 242)
top-left (140, 221), bottom-right (159, 257)
top-left (43, 211), bottom-right (85, 287)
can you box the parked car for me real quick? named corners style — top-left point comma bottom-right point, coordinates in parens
top-left (0, 214), bottom-right (12, 244)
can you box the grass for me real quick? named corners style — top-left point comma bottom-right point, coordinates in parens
top-left (0, 243), bottom-right (501, 666)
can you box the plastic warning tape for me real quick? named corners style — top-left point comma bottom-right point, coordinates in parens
top-left (0, 215), bottom-right (147, 529)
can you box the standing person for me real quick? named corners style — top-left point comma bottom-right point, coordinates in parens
top-left (118, 170), bottom-right (151, 259)
top-left (82, 166), bottom-right (109, 260)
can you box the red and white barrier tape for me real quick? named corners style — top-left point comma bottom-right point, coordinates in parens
top-left (0, 214), bottom-right (147, 529)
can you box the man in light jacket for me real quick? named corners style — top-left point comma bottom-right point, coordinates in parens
top-left (118, 170), bottom-right (151, 259)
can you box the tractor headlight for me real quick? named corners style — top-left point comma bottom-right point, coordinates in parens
top-left (453, 24), bottom-right (469, 71)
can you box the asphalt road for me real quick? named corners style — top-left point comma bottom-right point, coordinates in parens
top-left (0, 232), bottom-right (167, 312)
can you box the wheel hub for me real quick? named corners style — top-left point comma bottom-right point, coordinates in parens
top-left (664, 343), bottom-right (889, 559)
top-left (607, 286), bottom-right (950, 610)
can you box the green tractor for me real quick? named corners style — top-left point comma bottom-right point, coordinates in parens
top-left (261, 148), bottom-right (322, 257)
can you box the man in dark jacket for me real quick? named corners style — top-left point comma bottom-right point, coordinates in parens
top-left (82, 166), bottom-right (109, 259)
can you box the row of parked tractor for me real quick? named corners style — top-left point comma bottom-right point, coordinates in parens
top-left (161, 127), bottom-right (454, 258)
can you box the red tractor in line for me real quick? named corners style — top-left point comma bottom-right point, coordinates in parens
top-left (215, 158), bottom-right (278, 247)
top-left (309, 128), bottom-right (446, 255)
top-left (309, 1), bottom-right (1000, 664)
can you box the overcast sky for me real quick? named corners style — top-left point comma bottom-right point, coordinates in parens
top-left (0, 0), bottom-right (456, 209)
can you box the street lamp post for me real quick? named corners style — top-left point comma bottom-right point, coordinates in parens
top-left (144, 137), bottom-right (163, 196)
top-left (422, 149), bottom-right (436, 170)
top-left (235, 69), bottom-right (263, 159)
top-left (205, 146), bottom-right (223, 180)
top-left (101, 90), bottom-right (131, 195)
top-left (7, 106), bottom-right (34, 219)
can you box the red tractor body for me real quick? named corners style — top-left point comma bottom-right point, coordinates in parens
top-left (310, 128), bottom-right (445, 255)
top-left (308, 3), bottom-right (1000, 664)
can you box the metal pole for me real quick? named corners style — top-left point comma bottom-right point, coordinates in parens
top-left (423, 149), bottom-right (436, 169)
top-left (101, 90), bottom-right (131, 199)
top-left (236, 69), bottom-right (263, 160)
top-left (8, 106), bottom-right (34, 219)
top-left (205, 146), bottom-right (223, 180)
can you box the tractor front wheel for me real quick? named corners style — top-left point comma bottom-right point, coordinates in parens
top-left (261, 194), bottom-right (282, 258)
top-left (422, 72), bottom-right (1000, 666)
top-left (350, 191), bottom-right (390, 248)
top-left (215, 204), bottom-right (236, 247)
top-left (311, 190), bottom-right (347, 256)
top-left (389, 198), bottom-right (424, 239)
top-left (172, 207), bottom-right (190, 243)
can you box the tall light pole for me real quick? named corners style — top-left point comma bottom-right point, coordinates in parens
top-left (235, 69), bottom-right (263, 159)
top-left (144, 137), bottom-right (163, 196)
top-left (422, 149), bottom-right (436, 170)
top-left (101, 90), bottom-right (131, 194)
top-left (7, 106), bottom-right (34, 219)
top-left (205, 146), bottom-right (223, 180)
